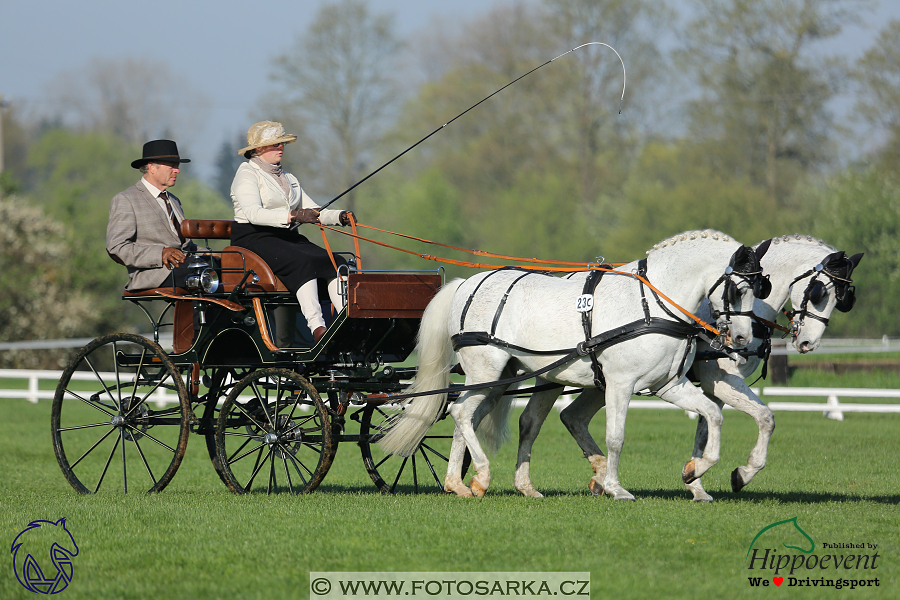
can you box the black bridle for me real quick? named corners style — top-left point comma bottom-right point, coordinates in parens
top-left (706, 243), bottom-right (773, 322)
top-left (785, 252), bottom-right (859, 332)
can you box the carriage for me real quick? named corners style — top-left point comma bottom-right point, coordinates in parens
top-left (51, 218), bottom-right (463, 496)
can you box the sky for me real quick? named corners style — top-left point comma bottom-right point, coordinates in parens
top-left (2, 0), bottom-right (899, 183)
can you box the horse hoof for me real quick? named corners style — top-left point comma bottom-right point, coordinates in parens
top-left (470, 479), bottom-right (488, 498)
top-left (682, 460), bottom-right (697, 484)
top-left (445, 482), bottom-right (474, 497)
top-left (588, 479), bottom-right (605, 496)
top-left (518, 487), bottom-right (544, 499)
top-left (692, 494), bottom-right (715, 503)
top-left (614, 490), bottom-right (636, 501)
top-left (731, 468), bottom-right (746, 493)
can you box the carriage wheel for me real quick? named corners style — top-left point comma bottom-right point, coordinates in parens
top-left (198, 367), bottom-right (257, 485)
top-left (51, 333), bottom-right (191, 494)
top-left (359, 400), bottom-right (469, 494)
top-left (215, 368), bottom-right (335, 495)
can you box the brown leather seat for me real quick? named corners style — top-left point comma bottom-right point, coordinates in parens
top-left (180, 219), bottom-right (232, 240)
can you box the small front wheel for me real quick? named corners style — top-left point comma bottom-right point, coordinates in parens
top-left (215, 368), bottom-right (334, 494)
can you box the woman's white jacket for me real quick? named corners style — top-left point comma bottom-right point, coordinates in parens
top-left (230, 161), bottom-right (343, 228)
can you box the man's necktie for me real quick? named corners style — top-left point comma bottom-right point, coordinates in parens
top-left (161, 191), bottom-right (186, 244)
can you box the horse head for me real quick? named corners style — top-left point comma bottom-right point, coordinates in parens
top-left (706, 241), bottom-right (771, 348)
top-left (786, 249), bottom-right (863, 353)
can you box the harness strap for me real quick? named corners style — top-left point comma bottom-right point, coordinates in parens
top-left (459, 268), bottom-right (513, 330)
top-left (451, 331), bottom-right (573, 355)
top-left (490, 271), bottom-right (535, 336)
top-left (581, 267), bottom-right (609, 389)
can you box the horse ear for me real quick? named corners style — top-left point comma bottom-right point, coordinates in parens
top-left (755, 239), bottom-right (771, 261)
top-left (730, 245), bottom-right (749, 268)
top-left (849, 253), bottom-right (864, 270)
top-left (823, 250), bottom-right (846, 267)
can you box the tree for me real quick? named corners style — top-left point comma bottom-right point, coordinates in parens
top-left (676, 0), bottom-right (871, 204)
top-left (853, 19), bottom-right (900, 172)
top-left (267, 0), bottom-right (404, 210)
top-left (0, 198), bottom-right (100, 368)
top-left (809, 167), bottom-right (900, 337)
top-left (43, 57), bottom-right (210, 145)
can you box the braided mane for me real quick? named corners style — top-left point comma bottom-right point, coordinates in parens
top-left (757, 233), bottom-right (836, 252)
top-left (647, 229), bottom-right (733, 255)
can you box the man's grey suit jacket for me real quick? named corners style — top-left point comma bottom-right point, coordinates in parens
top-left (106, 180), bottom-right (196, 291)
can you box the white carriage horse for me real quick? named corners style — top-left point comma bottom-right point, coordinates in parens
top-left (509, 234), bottom-right (863, 501)
top-left (379, 230), bottom-right (770, 500)
top-left (685, 234), bottom-right (863, 502)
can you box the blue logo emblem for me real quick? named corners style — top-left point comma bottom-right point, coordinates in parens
top-left (10, 518), bottom-right (79, 594)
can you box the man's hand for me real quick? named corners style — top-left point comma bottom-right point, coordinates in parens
top-left (162, 247), bottom-right (185, 270)
top-left (339, 211), bottom-right (356, 226)
top-left (290, 208), bottom-right (321, 224)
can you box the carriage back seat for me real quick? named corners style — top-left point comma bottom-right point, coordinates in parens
top-left (180, 219), bottom-right (289, 293)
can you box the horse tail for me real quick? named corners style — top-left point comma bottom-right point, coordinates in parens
top-left (378, 278), bottom-right (464, 457)
top-left (477, 395), bottom-right (514, 454)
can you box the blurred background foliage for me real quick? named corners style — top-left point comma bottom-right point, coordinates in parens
top-left (1, 0), bottom-right (899, 367)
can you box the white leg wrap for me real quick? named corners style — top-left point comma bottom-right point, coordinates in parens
top-left (327, 277), bottom-right (344, 310)
top-left (296, 279), bottom-right (326, 331)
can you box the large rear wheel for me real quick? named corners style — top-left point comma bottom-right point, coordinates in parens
top-left (51, 333), bottom-right (191, 494)
top-left (215, 368), bottom-right (334, 494)
top-left (358, 400), bottom-right (469, 494)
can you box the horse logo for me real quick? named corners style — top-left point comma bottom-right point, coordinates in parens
top-left (747, 516), bottom-right (815, 558)
top-left (10, 518), bottom-right (79, 594)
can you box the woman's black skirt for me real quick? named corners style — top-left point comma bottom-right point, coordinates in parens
top-left (230, 222), bottom-right (347, 294)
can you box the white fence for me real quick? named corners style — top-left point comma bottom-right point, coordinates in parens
top-left (0, 369), bottom-right (176, 407)
top-left (3, 369), bottom-right (899, 420)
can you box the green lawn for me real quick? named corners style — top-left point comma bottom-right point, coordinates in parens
top-left (1, 389), bottom-right (897, 599)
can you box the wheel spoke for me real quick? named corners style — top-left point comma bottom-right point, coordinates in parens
top-left (94, 432), bottom-right (121, 493)
top-left (130, 435), bottom-right (158, 487)
top-left (122, 422), bottom-right (177, 454)
top-left (68, 426), bottom-right (117, 469)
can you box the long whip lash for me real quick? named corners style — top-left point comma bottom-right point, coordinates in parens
top-left (318, 42), bottom-right (625, 210)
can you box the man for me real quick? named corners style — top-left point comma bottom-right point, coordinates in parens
top-left (107, 140), bottom-right (197, 290)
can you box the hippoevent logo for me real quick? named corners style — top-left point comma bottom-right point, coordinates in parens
top-left (745, 517), bottom-right (880, 590)
top-left (10, 518), bottom-right (79, 594)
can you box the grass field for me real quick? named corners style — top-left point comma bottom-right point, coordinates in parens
top-left (1, 369), bottom-right (898, 599)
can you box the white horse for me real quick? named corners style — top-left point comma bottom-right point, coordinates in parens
top-left (380, 230), bottom-right (766, 500)
top-left (685, 234), bottom-right (863, 501)
top-left (510, 234), bottom-right (863, 501)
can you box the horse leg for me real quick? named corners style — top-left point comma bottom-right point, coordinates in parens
top-left (514, 379), bottom-right (559, 498)
top-left (445, 425), bottom-right (474, 497)
top-left (446, 387), bottom-right (505, 497)
top-left (601, 382), bottom-right (637, 501)
top-left (656, 378), bottom-right (723, 485)
top-left (684, 409), bottom-right (718, 503)
top-left (558, 388), bottom-right (607, 496)
top-left (709, 375), bottom-right (774, 492)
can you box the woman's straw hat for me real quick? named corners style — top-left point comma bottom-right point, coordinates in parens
top-left (238, 121), bottom-right (298, 158)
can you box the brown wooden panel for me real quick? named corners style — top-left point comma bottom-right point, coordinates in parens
top-left (172, 301), bottom-right (194, 353)
top-left (347, 273), bottom-right (442, 318)
top-left (220, 247), bottom-right (288, 292)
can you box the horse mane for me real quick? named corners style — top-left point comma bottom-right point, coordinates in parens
top-left (756, 233), bottom-right (836, 252)
top-left (647, 229), bottom-right (733, 254)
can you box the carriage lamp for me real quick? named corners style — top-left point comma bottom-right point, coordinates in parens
top-left (185, 257), bottom-right (220, 293)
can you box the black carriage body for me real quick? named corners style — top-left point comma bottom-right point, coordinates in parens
top-left (52, 219), bottom-right (461, 496)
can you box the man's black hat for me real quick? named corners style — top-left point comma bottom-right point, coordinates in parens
top-left (131, 140), bottom-right (192, 169)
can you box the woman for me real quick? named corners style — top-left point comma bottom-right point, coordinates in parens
top-left (230, 121), bottom-right (353, 344)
